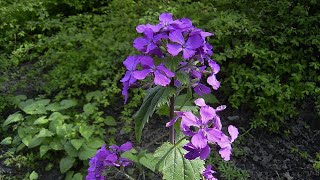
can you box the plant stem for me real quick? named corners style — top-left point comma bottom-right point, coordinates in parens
top-left (169, 80), bottom-right (175, 144)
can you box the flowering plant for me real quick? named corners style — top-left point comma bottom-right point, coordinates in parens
top-left (87, 13), bottom-right (238, 180)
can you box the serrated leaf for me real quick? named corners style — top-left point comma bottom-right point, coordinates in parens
top-left (33, 116), bottom-right (48, 125)
top-left (3, 113), bottom-right (23, 127)
top-left (134, 86), bottom-right (175, 142)
top-left (154, 142), bottom-right (205, 180)
top-left (59, 156), bottom-right (75, 173)
top-left (22, 99), bottom-right (50, 114)
top-left (1, 137), bottom-right (12, 145)
top-left (176, 71), bottom-right (190, 85)
top-left (79, 125), bottom-right (94, 140)
top-left (71, 139), bottom-right (84, 150)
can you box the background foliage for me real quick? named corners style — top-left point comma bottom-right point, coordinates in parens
top-left (0, 0), bottom-right (319, 178)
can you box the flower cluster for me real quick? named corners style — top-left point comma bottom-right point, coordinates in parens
top-left (167, 98), bottom-right (238, 180)
top-left (86, 142), bottom-right (133, 180)
top-left (121, 13), bottom-right (220, 103)
top-left (167, 98), bottom-right (238, 161)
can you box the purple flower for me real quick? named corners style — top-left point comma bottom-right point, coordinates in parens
top-left (133, 28), bottom-right (167, 56)
top-left (87, 142), bottom-right (134, 179)
top-left (132, 56), bottom-right (174, 86)
top-left (167, 30), bottom-right (203, 59)
top-left (136, 23), bottom-right (161, 33)
top-left (207, 59), bottom-right (220, 90)
top-left (190, 66), bottom-right (211, 96)
top-left (217, 125), bottom-right (239, 161)
top-left (202, 165), bottom-right (218, 180)
top-left (120, 56), bottom-right (140, 103)
top-left (183, 142), bottom-right (210, 160)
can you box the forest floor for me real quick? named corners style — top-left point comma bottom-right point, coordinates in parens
top-left (1, 105), bottom-right (320, 180)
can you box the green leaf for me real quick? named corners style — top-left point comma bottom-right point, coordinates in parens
top-left (29, 171), bottom-right (38, 180)
top-left (22, 99), bottom-right (50, 114)
top-left (71, 139), bottom-right (84, 150)
top-left (36, 128), bottom-right (54, 138)
top-left (139, 152), bottom-right (158, 172)
top-left (60, 99), bottom-right (77, 110)
top-left (72, 173), bottom-right (83, 180)
top-left (79, 125), bottom-right (94, 140)
top-left (104, 116), bottom-right (117, 126)
top-left (40, 145), bottom-right (50, 157)
top-left (59, 156), bottom-right (75, 173)
top-left (50, 139), bottom-right (63, 150)
top-left (1, 137), bottom-right (12, 145)
top-left (83, 103), bottom-right (96, 115)
top-left (33, 116), bottom-right (48, 125)
top-left (11, 95), bottom-right (27, 105)
top-left (78, 145), bottom-right (96, 160)
top-left (134, 86), bottom-right (175, 142)
top-left (64, 142), bottom-right (78, 157)
top-left (46, 103), bottom-right (61, 111)
top-left (86, 138), bottom-right (104, 149)
top-left (154, 142), bottom-right (205, 180)
top-left (56, 123), bottom-right (72, 137)
top-left (3, 113), bottom-right (23, 127)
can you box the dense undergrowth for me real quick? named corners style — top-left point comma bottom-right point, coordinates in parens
top-left (0, 0), bottom-right (319, 179)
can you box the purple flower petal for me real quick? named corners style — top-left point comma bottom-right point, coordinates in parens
top-left (194, 98), bottom-right (207, 107)
top-left (206, 128), bottom-right (223, 143)
top-left (219, 146), bottom-right (232, 161)
top-left (207, 74), bottom-right (220, 90)
top-left (185, 34), bottom-right (203, 49)
top-left (194, 83), bottom-right (211, 96)
top-left (213, 115), bottom-right (222, 130)
top-left (199, 145), bottom-right (210, 160)
top-left (200, 106), bottom-right (216, 124)
top-left (159, 13), bottom-right (173, 24)
top-left (119, 142), bottom-right (133, 152)
top-left (169, 30), bottom-right (185, 44)
top-left (123, 56), bottom-right (139, 71)
top-left (132, 69), bottom-right (152, 80)
top-left (167, 43), bottom-right (182, 56)
top-left (228, 125), bottom-right (239, 142)
top-left (154, 70), bottom-right (171, 86)
top-left (139, 56), bottom-right (154, 68)
top-left (182, 48), bottom-right (196, 59)
top-left (133, 37), bottom-right (148, 52)
top-left (216, 105), bottom-right (226, 112)
top-left (157, 64), bottom-right (175, 78)
top-left (191, 129), bottom-right (207, 148)
top-left (208, 59), bottom-right (220, 74)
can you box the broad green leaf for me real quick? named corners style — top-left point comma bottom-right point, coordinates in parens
top-left (16, 143), bottom-right (26, 152)
top-left (11, 95), bottom-right (27, 105)
top-left (104, 116), bottom-right (116, 126)
top-left (195, 93), bottom-right (219, 104)
top-left (139, 153), bottom-right (158, 172)
top-left (3, 113), bottom-right (23, 127)
top-left (78, 145), bottom-right (96, 160)
top-left (71, 139), bottom-right (84, 150)
top-left (48, 112), bottom-right (69, 121)
top-left (79, 125), bottom-right (94, 140)
top-left (134, 86), bottom-right (175, 142)
top-left (86, 138), bottom-right (104, 149)
top-left (50, 139), bottom-right (63, 150)
top-left (56, 123), bottom-right (71, 137)
top-left (60, 99), bottom-right (77, 109)
top-left (29, 171), bottom-right (38, 180)
top-left (46, 103), bottom-right (61, 111)
top-left (64, 142), bottom-right (78, 157)
top-left (83, 103), bottom-right (96, 115)
top-left (154, 142), bottom-right (205, 180)
top-left (22, 99), bottom-right (50, 114)
top-left (33, 116), bottom-right (48, 125)
top-left (28, 137), bottom-right (44, 148)
top-left (36, 128), bottom-right (54, 138)
top-left (40, 145), bottom-right (50, 157)
top-left (59, 156), bottom-right (75, 173)
top-left (72, 173), bottom-right (83, 180)
top-left (1, 137), bottom-right (12, 145)
top-left (121, 149), bottom-right (139, 164)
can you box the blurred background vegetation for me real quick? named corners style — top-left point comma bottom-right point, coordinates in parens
top-left (0, 0), bottom-right (319, 179)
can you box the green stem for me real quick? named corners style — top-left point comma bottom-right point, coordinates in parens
top-left (169, 80), bottom-right (175, 144)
